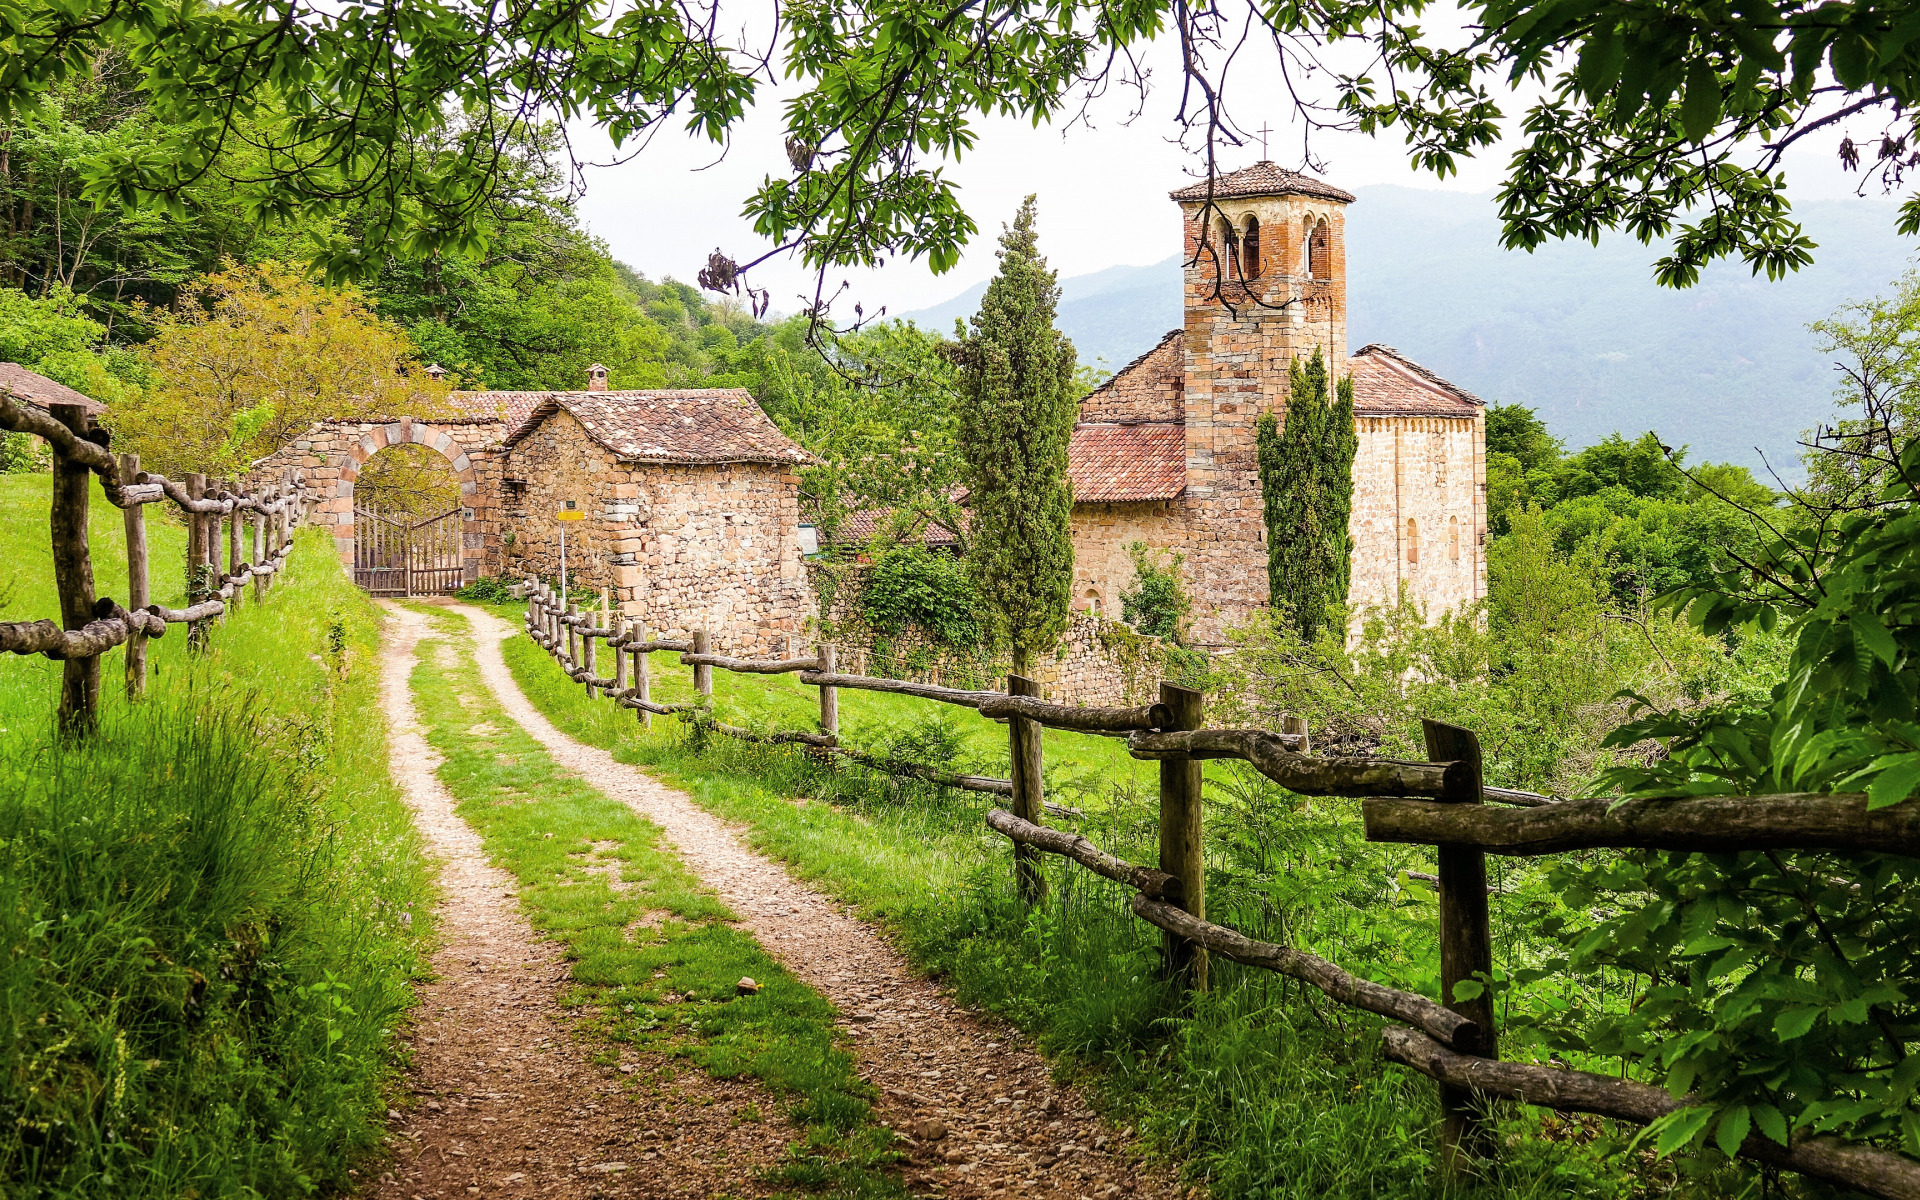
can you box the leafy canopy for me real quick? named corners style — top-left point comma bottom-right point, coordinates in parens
top-left (7, 0), bottom-right (1910, 308)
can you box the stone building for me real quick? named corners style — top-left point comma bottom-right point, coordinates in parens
top-left (249, 365), bottom-right (815, 653)
top-left (1067, 163), bottom-right (1487, 645)
top-left (491, 381), bottom-right (814, 654)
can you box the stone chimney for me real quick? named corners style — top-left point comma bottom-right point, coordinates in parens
top-left (587, 363), bottom-right (610, 392)
top-left (424, 363), bottom-right (447, 381)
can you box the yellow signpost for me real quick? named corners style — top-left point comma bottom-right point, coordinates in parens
top-left (557, 506), bottom-right (584, 603)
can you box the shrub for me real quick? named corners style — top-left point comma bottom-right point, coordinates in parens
top-left (860, 544), bottom-right (981, 649)
top-left (1119, 541), bottom-right (1191, 643)
top-left (454, 574), bottom-right (518, 603)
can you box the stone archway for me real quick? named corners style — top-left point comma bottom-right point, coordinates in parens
top-left (249, 416), bottom-right (505, 584)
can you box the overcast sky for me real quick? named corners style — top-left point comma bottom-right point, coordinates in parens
top-left (565, 28), bottom-right (1884, 320)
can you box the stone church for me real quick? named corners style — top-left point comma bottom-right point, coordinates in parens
top-left (1067, 163), bottom-right (1488, 646)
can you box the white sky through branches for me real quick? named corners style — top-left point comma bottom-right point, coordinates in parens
top-left (568, 20), bottom-right (1882, 321)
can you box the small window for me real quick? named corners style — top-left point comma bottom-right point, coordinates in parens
top-left (1241, 216), bottom-right (1261, 279)
top-left (1218, 217), bottom-right (1240, 280)
top-left (1085, 589), bottom-right (1103, 616)
top-left (1309, 220), bottom-right (1332, 280)
top-left (1449, 516), bottom-right (1460, 561)
top-left (1406, 518), bottom-right (1419, 565)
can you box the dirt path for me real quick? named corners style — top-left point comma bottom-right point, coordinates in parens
top-left (368, 603), bottom-right (790, 1200)
top-left (450, 603), bottom-right (1176, 1200)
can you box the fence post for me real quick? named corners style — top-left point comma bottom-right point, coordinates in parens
top-left (1159, 682), bottom-right (1207, 993)
top-left (585, 606), bottom-right (601, 698)
top-left (225, 483), bottom-right (242, 612)
top-left (251, 503), bottom-right (266, 602)
top-left (693, 629), bottom-right (712, 698)
top-left (634, 621), bottom-right (652, 729)
top-left (186, 474), bottom-right (210, 651)
top-left (566, 602), bottom-right (579, 674)
top-left (613, 615), bottom-right (628, 699)
top-left (48, 405), bottom-right (100, 734)
top-left (118, 453), bottom-right (149, 700)
top-left (1424, 718), bottom-right (1497, 1176)
top-left (817, 643), bottom-right (838, 737)
top-left (1007, 672), bottom-right (1047, 906)
top-left (1282, 714), bottom-right (1310, 753)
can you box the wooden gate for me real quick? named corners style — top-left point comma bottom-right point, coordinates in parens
top-left (353, 506), bottom-right (465, 596)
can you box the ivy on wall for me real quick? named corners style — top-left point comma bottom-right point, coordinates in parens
top-left (859, 545), bottom-right (982, 650)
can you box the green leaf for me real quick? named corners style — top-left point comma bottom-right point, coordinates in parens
top-left (1753, 1103), bottom-right (1790, 1146)
top-left (1680, 59), bottom-right (1722, 143)
top-left (1851, 612), bottom-right (1898, 666)
top-left (1449, 979), bottom-right (1485, 1001)
top-left (1868, 755), bottom-right (1920, 810)
top-left (1654, 1105), bottom-right (1716, 1157)
top-left (1774, 1006), bottom-right (1820, 1040)
top-left (1715, 1105), bottom-right (1751, 1158)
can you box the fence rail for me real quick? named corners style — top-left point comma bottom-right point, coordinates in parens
top-left (515, 577), bottom-right (1920, 1199)
top-left (0, 392), bottom-right (313, 731)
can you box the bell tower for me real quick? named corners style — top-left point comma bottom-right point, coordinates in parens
top-left (1168, 162), bottom-right (1354, 640)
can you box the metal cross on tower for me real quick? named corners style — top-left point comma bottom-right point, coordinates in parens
top-left (1257, 122), bottom-right (1273, 160)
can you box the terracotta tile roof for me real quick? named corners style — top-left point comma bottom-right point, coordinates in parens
top-left (834, 508), bottom-right (961, 548)
top-left (450, 389), bottom-right (544, 436)
top-left (502, 389), bottom-right (812, 466)
top-left (1169, 162), bottom-right (1356, 205)
top-left (0, 363), bottom-right (105, 416)
top-left (1350, 345), bottom-right (1484, 418)
top-left (1069, 423), bottom-right (1187, 502)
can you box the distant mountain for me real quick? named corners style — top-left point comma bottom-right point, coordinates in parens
top-left (901, 256), bottom-right (1185, 375)
top-left (903, 186), bottom-right (1919, 472)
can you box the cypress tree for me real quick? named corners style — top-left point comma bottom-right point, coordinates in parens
top-left (1256, 347), bottom-right (1358, 642)
top-left (950, 196), bottom-right (1078, 676)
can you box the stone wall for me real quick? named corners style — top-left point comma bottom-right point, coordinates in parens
top-left (804, 563), bottom-right (1175, 705)
top-left (502, 409), bottom-right (812, 655)
top-left (1348, 414), bottom-right (1488, 617)
top-left (1069, 499), bottom-right (1190, 624)
top-left (1079, 332), bottom-right (1183, 423)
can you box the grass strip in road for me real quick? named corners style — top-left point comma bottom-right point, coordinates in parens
top-left (403, 607), bottom-right (905, 1198)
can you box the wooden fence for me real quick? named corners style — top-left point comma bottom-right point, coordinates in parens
top-left (519, 579), bottom-right (1920, 1199)
top-left (0, 394), bottom-right (313, 732)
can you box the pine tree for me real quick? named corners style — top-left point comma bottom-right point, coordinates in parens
top-left (1257, 347), bottom-right (1358, 642)
top-left (950, 196), bottom-right (1078, 675)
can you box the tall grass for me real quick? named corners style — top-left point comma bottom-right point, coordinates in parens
top-left (0, 475), bottom-right (432, 1198)
top-left (500, 623), bottom-right (1751, 1199)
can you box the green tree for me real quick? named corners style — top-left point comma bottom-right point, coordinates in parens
top-left (1804, 264), bottom-right (1920, 507)
top-left (1486, 403), bottom-right (1563, 473)
top-left (110, 261), bottom-right (451, 478)
top-left (1256, 348), bottom-right (1357, 643)
top-left (949, 197), bottom-right (1077, 676)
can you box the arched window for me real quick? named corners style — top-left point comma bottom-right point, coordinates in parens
top-left (1406, 518), bottom-right (1419, 565)
top-left (1084, 589), bottom-right (1103, 616)
top-left (1309, 220), bottom-right (1332, 280)
top-left (1218, 217), bottom-right (1241, 279)
top-left (1449, 516), bottom-right (1460, 561)
top-left (1241, 216), bottom-right (1261, 279)
top-left (1300, 216), bottom-right (1315, 275)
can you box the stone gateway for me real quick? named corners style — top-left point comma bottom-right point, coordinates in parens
top-left (1066, 164), bottom-right (1487, 646)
